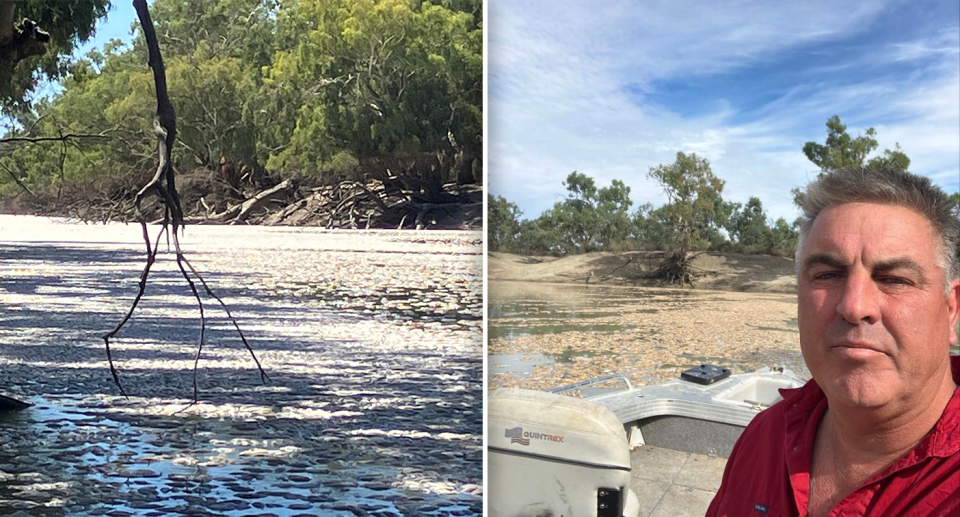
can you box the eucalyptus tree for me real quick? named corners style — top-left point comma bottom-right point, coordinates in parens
top-left (0, 0), bottom-right (109, 110)
top-left (727, 197), bottom-right (769, 249)
top-left (488, 194), bottom-right (522, 252)
top-left (647, 152), bottom-right (725, 256)
top-left (646, 152), bottom-right (726, 284)
top-left (795, 115), bottom-right (912, 207)
top-left (262, 0), bottom-right (482, 180)
top-left (802, 115), bottom-right (910, 173)
top-left (532, 172), bottom-right (632, 254)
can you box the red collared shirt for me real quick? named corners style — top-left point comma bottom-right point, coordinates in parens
top-left (706, 356), bottom-right (960, 517)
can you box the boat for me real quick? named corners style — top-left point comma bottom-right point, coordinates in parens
top-left (488, 365), bottom-right (805, 517)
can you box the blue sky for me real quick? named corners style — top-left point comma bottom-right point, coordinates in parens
top-left (488, 0), bottom-right (960, 222)
top-left (78, 2), bottom-right (139, 54)
top-left (23, 2), bottom-right (139, 102)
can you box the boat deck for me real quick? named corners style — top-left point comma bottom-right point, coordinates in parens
top-left (630, 445), bottom-right (726, 517)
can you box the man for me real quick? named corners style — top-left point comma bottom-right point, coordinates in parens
top-left (707, 167), bottom-right (960, 517)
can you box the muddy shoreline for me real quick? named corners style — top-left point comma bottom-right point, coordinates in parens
top-left (2, 172), bottom-right (483, 231)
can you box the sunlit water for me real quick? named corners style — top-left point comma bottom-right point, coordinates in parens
top-left (0, 215), bottom-right (482, 516)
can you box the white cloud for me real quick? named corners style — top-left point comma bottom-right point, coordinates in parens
top-left (490, 0), bottom-right (960, 223)
top-left (891, 27), bottom-right (960, 62)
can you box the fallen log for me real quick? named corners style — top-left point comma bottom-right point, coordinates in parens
top-left (208, 179), bottom-right (293, 223)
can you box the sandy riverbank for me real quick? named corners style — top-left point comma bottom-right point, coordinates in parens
top-left (489, 251), bottom-right (798, 293)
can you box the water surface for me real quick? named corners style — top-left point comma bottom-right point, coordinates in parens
top-left (0, 215), bottom-right (482, 516)
top-left (488, 280), bottom-right (807, 390)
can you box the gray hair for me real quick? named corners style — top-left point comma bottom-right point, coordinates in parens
top-left (795, 167), bottom-right (960, 291)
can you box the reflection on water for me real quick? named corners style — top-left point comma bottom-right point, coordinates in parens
top-left (488, 347), bottom-right (617, 379)
top-left (489, 323), bottom-right (634, 340)
top-left (0, 215), bottom-right (482, 515)
top-left (488, 353), bottom-right (553, 378)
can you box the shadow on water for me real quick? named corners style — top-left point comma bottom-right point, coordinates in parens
top-left (0, 365), bottom-right (481, 515)
top-left (0, 234), bottom-right (482, 515)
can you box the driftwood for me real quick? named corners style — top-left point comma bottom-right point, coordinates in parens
top-left (648, 251), bottom-right (704, 287)
top-left (207, 179), bottom-right (293, 223)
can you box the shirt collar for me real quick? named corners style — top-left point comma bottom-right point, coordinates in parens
top-left (778, 355), bottom-right (960, 459)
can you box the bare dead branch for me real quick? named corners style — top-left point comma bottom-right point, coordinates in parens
top-left (0, 133), bottom-right (110, 144)
top-left (132, 0), bottom-right (183, 231)
top-left (55, 130), bottom-right (66, 207)
top-left (174, 247), bottom-right (206, 402)
top-left (101, 1), bottom-right (267, 400)
top-left (102, 221), bottom-right (166, 398)
top-left (180, 253), bottom-right (270, 385)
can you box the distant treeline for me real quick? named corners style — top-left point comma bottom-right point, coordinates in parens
top-left (490, 116), bottom-right (958, 258)
top-left (0, 0), bottom-right (482, 200)
top-left (489, 158), bottom-right (801, 257)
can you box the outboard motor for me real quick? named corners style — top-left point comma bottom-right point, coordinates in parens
top-left (488, 388), bottom-right (640, 517)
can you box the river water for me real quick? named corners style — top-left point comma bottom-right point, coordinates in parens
top-left (488, 280), bottom-right (810, 391)
top-left (0, 215), bottom-right (482, 516)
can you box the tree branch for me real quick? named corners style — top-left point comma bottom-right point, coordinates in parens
top-left (132, 0), bottom-right (183, 231)
top-left (0, 159), bottom-right (33, 197)
top-left (0, 133), bottom-right (109, 144)
top-left (103, 0), bottom-right (267, 401)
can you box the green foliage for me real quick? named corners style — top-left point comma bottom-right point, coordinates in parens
top-left (727, 197), bottom-right (768, 248)
top-left (488, 194), bottom-right (521, 252)
top-left (527, 172), bottom-right (633, 254)
top-left (802, 115), bottom-right (911, 174)
top-left (0, 0), bottom-right (110, 110)
top-left (723, 197), bottom-right (798, 256)
top-left (767, 217), bottom-right (799, 257)
top-left (646, 152), bottom-right (725, 255)
top-left (797, 115), bottom-right (911, 207)
top-left (802, 115), bottom-right (878, 172)
top-left (496, 117), bottom-right (922, 260)
top-left (263, 0), bottom-right (481, 173)
top-left (0, 0), bottom-right (482, 197)
top-left (500, 167), bottom-right (800, 258)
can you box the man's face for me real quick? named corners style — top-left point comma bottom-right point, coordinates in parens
top-left (797, 203), bottom-right (960, 409)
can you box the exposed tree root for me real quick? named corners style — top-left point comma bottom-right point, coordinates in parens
top-left (649, 251), bottom-right (706, 287)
